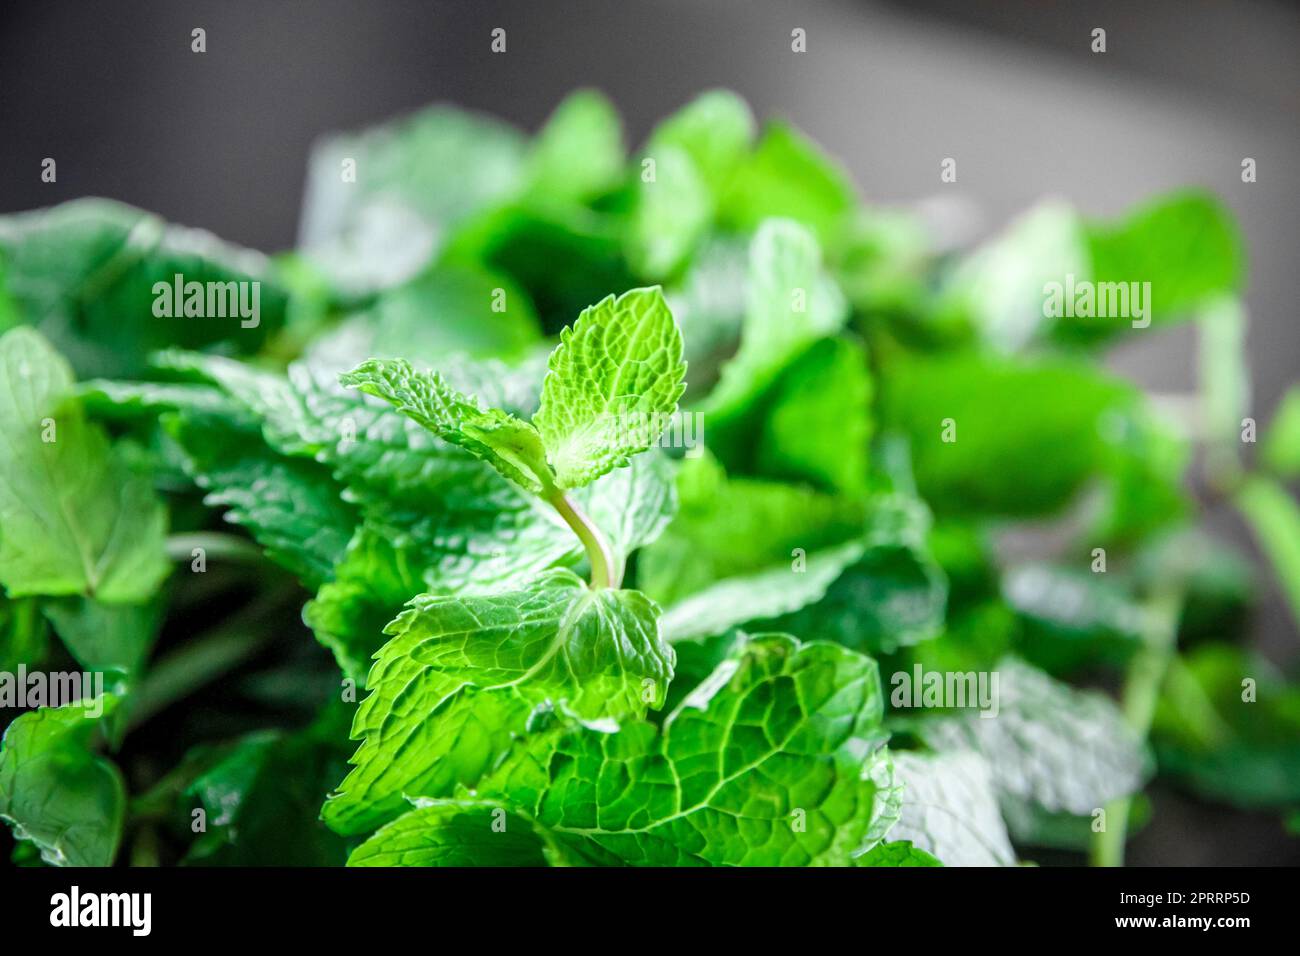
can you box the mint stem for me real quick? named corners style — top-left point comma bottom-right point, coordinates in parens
top-left (165, 532), bottom-right (265, 564)
top-left (547, 491), bottom-right (619, 589)
top-left (1089, 587), bottom-right (1182, 867)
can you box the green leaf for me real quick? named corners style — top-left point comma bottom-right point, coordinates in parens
top-left (0, 695), bottom-right (125, 866)
top-left (914, 658), bottom-right (1149, 818)
top-left (323, 569), bottom-right (674, 836)
top-left (184, 714), bottom-right (353, 866)
top-left (165, 408), bottom-right (356, 588)
top-left (701, 219), bottom-right (847, 429)
top-left (646, 90), bottom-right (755, 195)
top-left (760, 534), bottom-right (947, 655)
top-left (878, 352), bottom-right (1136, 517)
top-left (660, 540), bottom-right (865, 642)
top-left (1072, 190), bottom-right (1243, 340)
top-left (719, 121), bottom-right (857, 245)
top-left (0, 597), bottom-right (48, 672)
top-left (626, 145), bottom-right (712, 280)
top-left (1153, 644), bottom-right (1300, 808)
top-left (347, 799), bottom-right (550, 867)
top-left (755, 336), bottom-right (872, 495)
top-left (350, 634), bottom-right (898, 866)
top-left (1002, 564), bottom-right (1146, 675)
top-left (42, 595), bottom-right (162, 687)
top-left (0, 199), bottom-right (288, 378)
top-left (1262, 385), bottom-right (1300, 478)
top-left (299, 105), bottom-right (528, 293)
top-left (933, 201), bottom-right (1086, 352)
top-left (1234, 476), bottom-right (1300, 634)
top-left (637, 453), bottom-right (868, 606)
top-left (533, 287), bottom-right (687, 489)
top-left (341, 357), bottom-right (553, 493)
top-left (0, 327), bottom-right (169, 602)
top-left (889, 751), bottom-right (1016, 867)
top-left (340, 265), bottom-right (543, 364)
top-left (855, 840), bottom-right (943, 867)
top-left (525, 89), bottom-right (625, 204)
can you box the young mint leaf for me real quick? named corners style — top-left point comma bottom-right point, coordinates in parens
top-left (533, 286), bottom-right (686, 489)
top-left (323, 569), bottom-right (673, 836)
top-left (0, 694), bottom-right (125, 866)
top-left (889, 751), bottom-right (1017, 867)
top-left (0, 327), bottom-right (169, 603)
top-left (348, 634), bottom-right (897, 866)
top-left (341, 357), bottom-right (553, 493)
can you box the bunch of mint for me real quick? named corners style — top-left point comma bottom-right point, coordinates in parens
top-left (1, 90), bottom-right (1297, 868)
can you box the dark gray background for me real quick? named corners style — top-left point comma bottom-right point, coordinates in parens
top-left (1, 0), bottom-right (1297, 865)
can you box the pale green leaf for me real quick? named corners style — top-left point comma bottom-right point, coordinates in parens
top-left (0, 327), bottom-right (168, 603)
top-left (533, 287), bottom-right (686, 488)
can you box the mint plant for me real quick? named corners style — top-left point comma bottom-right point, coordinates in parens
top-left (1, 89), bottom-right (1296, 868)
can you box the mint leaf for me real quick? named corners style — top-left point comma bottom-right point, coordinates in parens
top-left (661, 539), bottom-right (865, 642)
top-left (638, 453), bottom-right (868, 606)
top-left (0, 327), bottom-right (169, 602)
top-left (701, 219), bottom-right (847, 428)
top-left (719, 121), bottom-right (857, 244)
top-left (533, 286), bottom-right (686, 489)
top-left (323, 569), bottom-right (673, 836)
top-left (1153, 644), bottom-right (1300, 808)
top-left (0, 695), bottom-right (125, 866)
top-left (756, 336), bottom-right (872, 495)
top-left (525, 90), bottom-right (624, 203)
top-left (184, 712), bottom-right (352, 866)
top-left (915, 658), bottom-right (1150, 819)
top-left (855, 840), bottom-right (943, 867)
top-left (890, 751), bottom-right (1017, 867)
top-left (348, 634), bottom-right (897, 866)
top-left (648, 90), bottom-right (755, 194)
top-left (299, 106), bottom-right (528, 293)
top-left (879, 352), bottom-right (1136, 517)
top-left (42, 595), bottom-right (162, 689)
top-left (347, 799), bottom-right (551, 867)
top-left (0, 199), bottom-right (288, 378)
top-left (341, 357), bottom-right (552, 493)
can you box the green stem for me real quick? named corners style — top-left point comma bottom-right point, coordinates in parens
top-left (165, 532), bottom-right (265, 565)
top-left (1090, 588), bottom-right (1182, 867)
top-left (546, 491), bottom-right (619, 589)
top-left (128, 588), bottom-right (297, 732)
